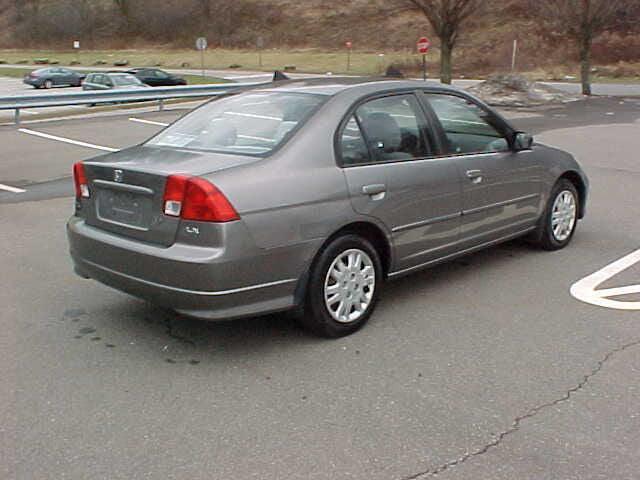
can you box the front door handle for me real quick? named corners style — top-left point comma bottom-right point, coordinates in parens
top-left (362, 184), bottom-right (386, 196)
top-left (466, 170), bottom-right (483, 184)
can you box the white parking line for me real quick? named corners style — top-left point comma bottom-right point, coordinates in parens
top-left (128, 118), bottom-right (168, 127)
top-left (0, 183), bottom-right (26, 193)
top-left (18, 128), bottom-right (119, 152)
top-left (570, 249), bottom-right (640, 310)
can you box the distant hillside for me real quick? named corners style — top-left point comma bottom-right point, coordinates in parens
top-left (0, 0), bottom-right (638, 72)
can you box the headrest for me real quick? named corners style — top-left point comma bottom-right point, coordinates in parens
top-left (360, 112), bottom-right (402, 153)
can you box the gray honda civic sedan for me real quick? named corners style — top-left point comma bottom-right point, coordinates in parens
top-left (68, 79), bottom-right (588, 337)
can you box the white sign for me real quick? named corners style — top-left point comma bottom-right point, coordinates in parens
top-left (73, 41), bottom-right (80, 49)
top-left (196, 37), bottom-right (208, 51)
top-left (570, 248), bottom-right (640, 310)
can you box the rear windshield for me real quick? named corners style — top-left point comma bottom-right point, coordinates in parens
top-left (111, 74), bottom-right (142, 86)
top-left (146, 92), bottom-right (325, 156)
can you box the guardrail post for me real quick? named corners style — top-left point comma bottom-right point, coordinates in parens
top-left (158, 99), bottom-right (164, 112)
top-left (14, 108), bottom-right (20, 126)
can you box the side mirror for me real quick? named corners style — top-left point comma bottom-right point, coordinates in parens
top-left (513, 132), bottom-right (533, 151)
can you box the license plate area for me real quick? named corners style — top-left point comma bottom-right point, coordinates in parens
top-left (96, 187), bottom-right (153, 230)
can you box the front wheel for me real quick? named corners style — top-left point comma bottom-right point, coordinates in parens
top-left (533, 179), bottom-right (579, 250)
top-left (299, 235), bottom-right (382, 338)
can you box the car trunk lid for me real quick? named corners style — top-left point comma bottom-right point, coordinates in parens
top-left (82, 145), bottom-right (255, 246)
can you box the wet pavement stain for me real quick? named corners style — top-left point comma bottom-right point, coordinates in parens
top-left (105, 344), bottom-right (116, 348)
top-left (188, 360), bottom-right (200, 365)
top-left (90, 337), bottom-right (102, 341)
top-left (78, 327), bottom-right (96, 335)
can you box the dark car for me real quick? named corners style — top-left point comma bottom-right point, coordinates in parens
top-left (68, 79), bottom-right (588, 338)
top-left (82, 72), bottom-right (150, 91)
top-left (127, 68), bottom-right (187, 87)
top-left (23, 68), bottom-right (85, 89)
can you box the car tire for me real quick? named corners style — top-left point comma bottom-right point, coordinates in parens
top-left (532, 179), bottom-right (579, 251)
top-left (299, 234), bottom-right (383, 338)
top-left (44, 80), bottom-right (53, 89)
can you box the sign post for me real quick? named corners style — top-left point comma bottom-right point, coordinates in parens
top-left (345, 41), bottom-right (352, 72)
top-left (73, 40), bottom-right (80, 64)
top-left (196, 37), bottom-right (208, 78)
top-left (416, 36), bottom-right (431, 81)
top-left (257, 36), bottom-right (264, 68)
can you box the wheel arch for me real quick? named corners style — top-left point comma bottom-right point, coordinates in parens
top-left (293, 221), bottom-right (393, 307)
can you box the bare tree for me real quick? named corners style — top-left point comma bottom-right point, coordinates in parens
top-left (532, 0), bottom-right (631, 95)
top-left (407, 0), bottom-right (483, 84)
top-left (112, 0), bottom-right (133, 32)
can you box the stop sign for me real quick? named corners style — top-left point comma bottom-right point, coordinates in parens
top-left (417, 37), bottom-right (431, 54)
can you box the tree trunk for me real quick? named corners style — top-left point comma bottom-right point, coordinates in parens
top-left (440, 40), bottom-right (453, 84)
top-left (579, 33), bottom-right (592, 96)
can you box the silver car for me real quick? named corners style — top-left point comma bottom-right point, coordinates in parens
top-left (82, 72), bottom-right (150, 91)
top-left (68, 79), bottom-right (588, 337)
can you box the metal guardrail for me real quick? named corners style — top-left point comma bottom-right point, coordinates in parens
top-left (0, 81), bottom-right (272, 125)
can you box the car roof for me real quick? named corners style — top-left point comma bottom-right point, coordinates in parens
top-left (257, 77), bottom-right (467, 97)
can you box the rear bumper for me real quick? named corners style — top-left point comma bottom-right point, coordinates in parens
top-left (67, 217), bottom-right (321, 320)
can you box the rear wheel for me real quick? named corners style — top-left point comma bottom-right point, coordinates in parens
top-left (533, 179), bottom-right (579, 250)
top-left (299, 235), bottom-right (382, 338)
top-left (43, 80), bottom-right (53, 89)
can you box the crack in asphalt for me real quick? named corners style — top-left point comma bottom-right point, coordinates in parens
top-left (402, 338), bottom-right (640, 479)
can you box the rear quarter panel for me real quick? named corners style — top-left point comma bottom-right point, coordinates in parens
top-left (208, 96), bottom-right (357, 251)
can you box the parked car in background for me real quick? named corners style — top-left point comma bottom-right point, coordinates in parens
top-left (127, 68), bottom-right (187, 87)
top-left (23, 68), bottom-right (85, 89)
top-left (68, 79), bottom-right (588, 338)
top-left (82, 72), bottom-right (150, 91)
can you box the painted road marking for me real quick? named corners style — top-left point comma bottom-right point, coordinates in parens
top-left (0, 183), bottom-right (26, 193)
top-left (18, 128), bottom-right (119, 152)
top-left (129, 117), bottom-right (168, 127)
top-left (570, 249), bottom-right (640, 310)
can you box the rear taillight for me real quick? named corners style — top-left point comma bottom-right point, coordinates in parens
top-left (162, 175), bottom-right (239, 222)
top-left (73, 162), bottom-right (90, 198)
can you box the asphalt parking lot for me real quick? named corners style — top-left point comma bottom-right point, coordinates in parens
top-left (2, 94), bottom-right (640, 479)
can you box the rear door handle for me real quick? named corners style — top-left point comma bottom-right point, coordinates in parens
top-left (362, 184), bottom-right (386, 196)
top-left (466, 170), bottom-right (483, 184)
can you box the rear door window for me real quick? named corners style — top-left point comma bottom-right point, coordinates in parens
top-left (354, 95), bottom-right (433, 163)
